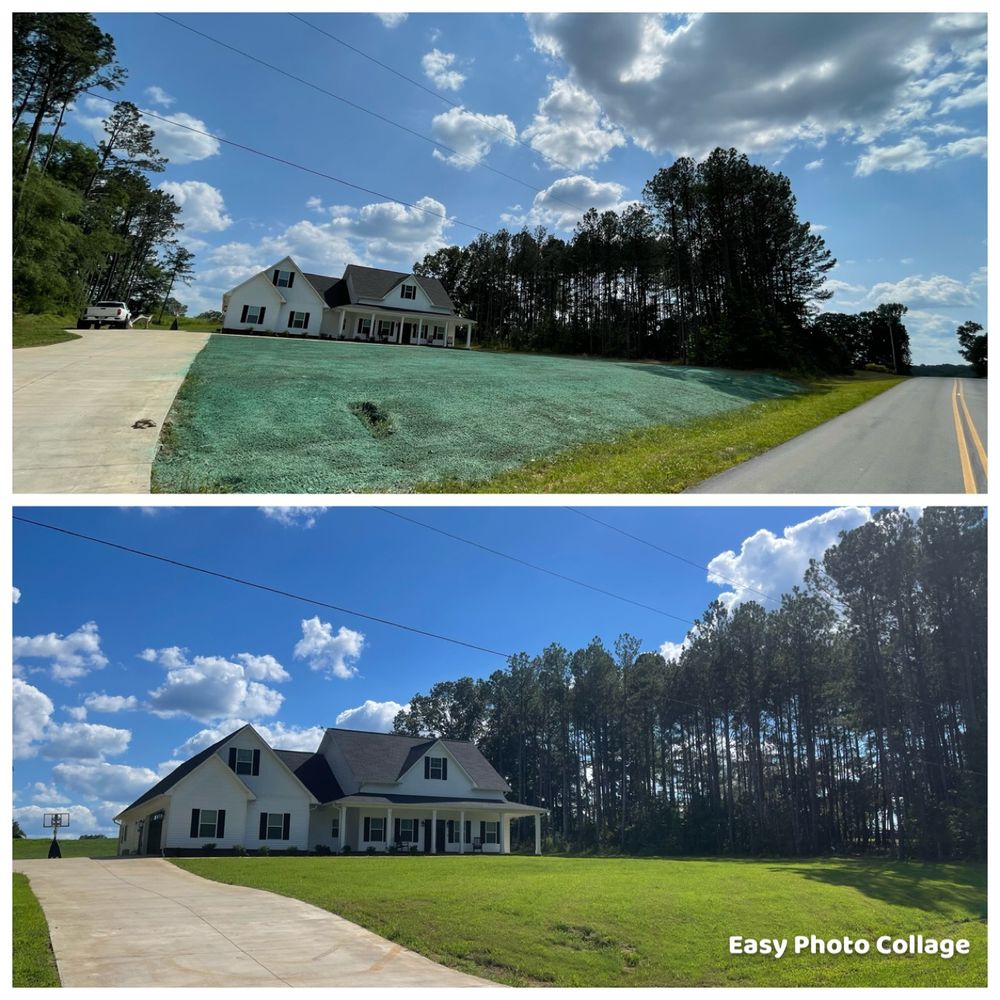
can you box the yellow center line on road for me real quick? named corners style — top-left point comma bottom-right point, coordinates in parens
top-left (951, 379), bottom-right (977, 493)
top-left (956, 381), bottom-right (988, 482)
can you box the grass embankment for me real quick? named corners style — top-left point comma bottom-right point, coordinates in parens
top-left (13, 836), bottom-right (118, 860)
top-left (172, 855), bottom-right (985, 987)
top-left (12, 874), bottom-right (61, 987)
top-left (427, 372), bottom-right (904, 492)
top-left (12, 312), bottom-right (81, 349)
top-left (151, 336), bottom-right (803, 493)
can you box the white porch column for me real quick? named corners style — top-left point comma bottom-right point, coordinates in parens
top-left (501, 815), bottom-right (511, 855)
top-left (459, 810), bottom-right (465, 855)
top-left (339, 310), bottom-right (346, 337)
top-left (358, 810), bottom-right (364, 849)
top-left (431, 809), bottom-right (438, 854)
top-left (370, 311), bottom-right (376, 341)
top-left (339, 805), bottom-right (346, 848)
top-left (399, 315), bottom-right (406, 344)
top-left (466, 324), bottom-right (472, 349)
top-left (386, 807), bottom-right (392, 851)
top-left (534, 813), bottom-right (541, 855)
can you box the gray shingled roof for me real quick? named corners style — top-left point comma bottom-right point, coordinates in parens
top-left (325, 729), bottom-right (511, 792)
top-left (300, 266), bottom-right (455, 312)
top-left (273, 750), bottom-right (343, 803)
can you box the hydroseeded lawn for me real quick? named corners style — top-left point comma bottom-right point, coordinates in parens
top-left (151, 336), bottom-right (799, 493)
top-left (172, 856), bottom-right (986, 987)
top-left (12, 874), bottom-right (61, 987)
top-left (13, 837), bottom-right (118, 860)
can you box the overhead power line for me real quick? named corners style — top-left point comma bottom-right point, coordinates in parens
top-left (155, 13), bottom-right (589, 217)
top-left (81, 90), bottom-right (489, 235)
top-left (288, 12), bottom-right (585, 177)
top-left (374, 507), bottom-right (695, 626)
top-left (12, 516), bottom-right (514, 660)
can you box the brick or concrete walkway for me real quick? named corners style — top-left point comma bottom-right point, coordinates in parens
top-left (14, 858), bottom-right (493, 987)
top-left (13, 329), bottom-right (210, 493)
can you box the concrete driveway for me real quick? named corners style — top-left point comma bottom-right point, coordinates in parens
top-left (13, 329), bottom-right (210, 493)
top-left (14, 857), bottom-right (493, 987)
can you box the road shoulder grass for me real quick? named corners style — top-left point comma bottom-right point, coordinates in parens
top-left (13, 313), bottom-right (81, 349)
top-left (171, 855), bottom-right (985, 987)
top-left (13, 873), bottom-right (61, 987)
top-left (423, 373), bottom-right (904, 492)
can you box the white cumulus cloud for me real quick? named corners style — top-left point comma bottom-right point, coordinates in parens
top-left (336, 699), bottom-right (408, 732)
top-left (430, 106), bottom-right (518, 168)
top-left (40, 722), bottom-right (132, 761)
top-left (144, 85), bottom-right (175, 107)
top-left (375, 13), bottom-right (407, 29)
top-left (173, 719), bottom-right (327, 757)
top-left (83, 693), bottom-right (139, 714)
top-left (53, 762), bottom-right (160, 802)
top-left (294, 618), bottom-right (365, 680)
top-left (158, 180), bottom-right (231, 232)
top-left (422, 49), bottom-right (466, 91)
top-left (260, 507), bottom-right (328, 529)
top-left (13, 586), bottom-right (21, 604)
top-left (13, 679), bottom-right (54, 759)
top-left (13, 621), bottom-right (108, 682)
top-left (144, 108), bottom-right (220, 164)
top-left (515, 175), bottom-right (632, 231)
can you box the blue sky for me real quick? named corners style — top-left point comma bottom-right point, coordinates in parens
top-left (13, 504), bottom-right (893, 836)
top-left (58, 11), bottom-right (987, 364)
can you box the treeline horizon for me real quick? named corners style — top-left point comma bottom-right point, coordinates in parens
top-left (394, 508), bottom-right (986, 861)
top-left (13, 13), bottom-right (195, 316)
top-left (415, 149), bottom-right (913, 374)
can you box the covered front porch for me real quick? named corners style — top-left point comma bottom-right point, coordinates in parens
top-left (312, 798), bottom-right (544, 855)
top-left (322, 307), bottom-right (475, 349)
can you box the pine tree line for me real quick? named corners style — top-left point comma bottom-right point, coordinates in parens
top-left (393, 509), bottom-right (985, 859)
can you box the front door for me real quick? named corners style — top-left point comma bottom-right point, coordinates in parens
top-left (401, 322), bottom-right (412, 345)
top-left (145, 812), bottom-right (163, 854)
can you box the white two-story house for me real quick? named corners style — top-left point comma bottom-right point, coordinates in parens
top-left (114, 725), bottom-right (543, 857)
top-left (220, 257), bottom-right (475, 348)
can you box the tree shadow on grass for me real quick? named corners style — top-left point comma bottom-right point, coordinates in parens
top-left (766, 859), bottom-right (986, 916)
top-left (622, 364), bottom-right (803, 404)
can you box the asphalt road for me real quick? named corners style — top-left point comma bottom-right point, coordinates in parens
top-left (689, 377), bottom-right (987, 494)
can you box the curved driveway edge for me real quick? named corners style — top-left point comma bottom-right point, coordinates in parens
top-left (13, 857), bottom-right (494, 987)
top-left (13, 329), bottom-right (211, 494)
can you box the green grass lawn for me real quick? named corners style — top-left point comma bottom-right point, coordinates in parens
top-left (150, 335), bottom-right (810, 493)
top-left (13, 837), bottom-right (118, 860)
top-left (12, 312), bottom-right (81, 349)
top-left (172, 855), bottom-right (986, 987)
top-left (12, 874), bottom-right (61, 987)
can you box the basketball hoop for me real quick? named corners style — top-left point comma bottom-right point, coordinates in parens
top-left (43, 812), bottom-right (70, 859)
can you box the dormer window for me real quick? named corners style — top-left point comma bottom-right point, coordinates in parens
top-left (272, 268), bottom-right (295, 288)
top-left (228, 746), bottom-right (260, 776)
top-left (400, 283), bottom-right (417, 300)
top-left (424, 755), bottom-right (448, 780)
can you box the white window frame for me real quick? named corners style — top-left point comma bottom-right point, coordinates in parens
top-left (356, 317), bottom-right (372, 337)
top-left (245, 305), bottom-right (264, 324)
top-left (265, 812), bottom-right (285, 840)
top-left (377, 318), bottom-right (394, 338)
top-left (331, 816), bottom-right (340, 838)
top-left (288, 311), bottom-right (308, 330)
top-left (368, 817), bottom-right (385, 842)
top-left (447, 820), bottom-right (460, 844)
top-left (235, 748), bottom-right (253, 775)
top-left (400, 283), bottom-right (417, 300)
top-left (399, 818), bottom-right (416, 843)
top-left (484, 821), bottom-right (499, 844)
top-left (274, 269), bottom-right (293, 288)
top-left (199, 809), bottom-right (220, 838)
top-left (428, 757), bottom-right (445, 780)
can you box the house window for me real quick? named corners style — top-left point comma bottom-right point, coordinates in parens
top-left (242, 305), bottom-right (265, 325)
top-left (484, 821), bottom-right (499, 845)
top-left (364, 816), bottom-right (385, 842)
top-left (425, 756), bottom-right (448, 780)
top-left (434, 325), bottom-right (445, 340)
top-left (400, 283), bottom-right (417, 300)
top-left (447, 820), bottom-right (460, 844)
top-left (331, 816), bottom-right (340, 839)
top-left (235, 749), bottom-right (253, 775)
top-left (399, 818), bottom-right (416, 843)
top-left (377, 319), bottom-right (394, 338)
top-left (272, 268), bottom-right (294, 288)
top-left (266, 813), bottom-right (285, 839)
top-left (199, 809), bottom-right (220, 838)
top-left (356, 317), bottom-right (372, 337)
top-left (288, 310), bottom-right (310, 330)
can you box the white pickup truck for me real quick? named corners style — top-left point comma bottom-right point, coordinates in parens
top-left (77, 301), bottom-right (132, 329)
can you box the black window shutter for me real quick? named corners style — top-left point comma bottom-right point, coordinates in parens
top-left (240, 304), bottom-right (248, 323)
top-left (442, 758), bottom-right (448, 780)
top-left (259, 812), bottom-right (268, 840)
top-left (424, 757), bottom-right (430, 779)
top-left (287, 271), bottom-right (294, 288)
top-left (394, 817), bottom-right (401, 842)
top-left (282, 814), bottom-right (290, 841)
top-left (190, 809), bottom-right (200, 838)
top-left (303, 312), bottom-right (310, 328)
top-left (465, 820), bottom-right (471, 843)
top-left (259, 306), bottom-right (266, 323)
top-left (272, 270), bottom-right (279, 285)
top-left (251, 749), bottom-right (260, 776)
top-left (217, 810), bottom-right (226, 838)
top-left (228, 747), bottom-right (237, 771)
top-left (480, 821), bottom-right (486, 842)
top-left (364, 817), bottom-right (370, 841)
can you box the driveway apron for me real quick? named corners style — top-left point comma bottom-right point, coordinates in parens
top-left (13, 329), bottom-right (210, 493)
top-left (14, 857), bottom-right (493, 987)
